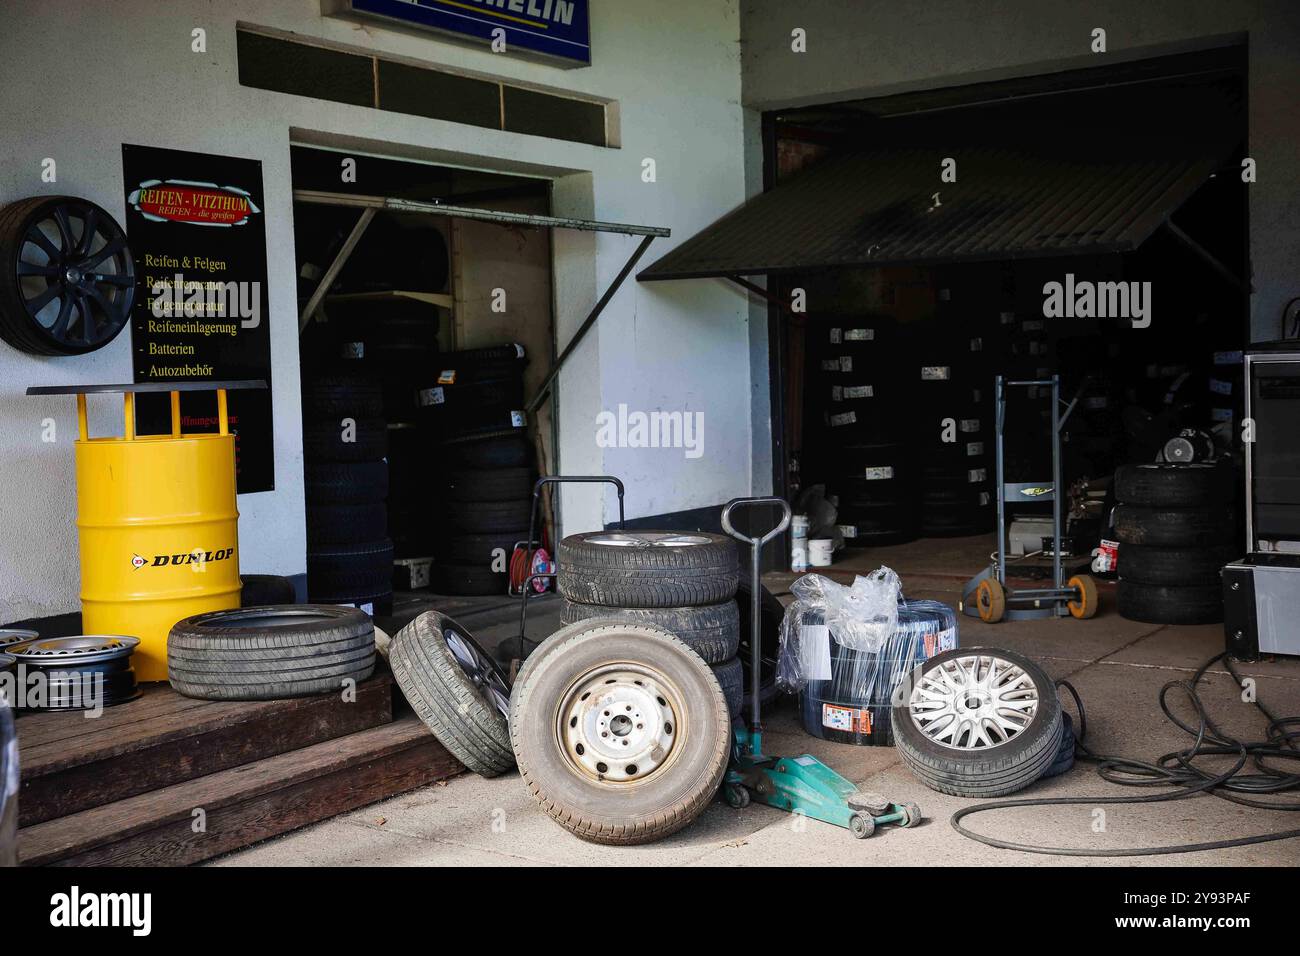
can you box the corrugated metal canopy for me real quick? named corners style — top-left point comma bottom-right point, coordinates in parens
top-left (638, 138), bottom-right (1231, 281)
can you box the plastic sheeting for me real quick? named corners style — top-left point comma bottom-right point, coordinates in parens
top-left (778, 570), bottom-right (959, 746)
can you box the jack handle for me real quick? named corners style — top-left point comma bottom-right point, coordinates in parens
top-left (720, 497), bottom-right (791, 739)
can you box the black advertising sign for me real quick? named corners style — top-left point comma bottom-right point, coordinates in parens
top-left (122, 144), bottom-right (274, 493)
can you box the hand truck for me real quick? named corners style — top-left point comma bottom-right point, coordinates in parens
top-left (961, 375), bottom-right (1099, 623)
top-left (719, 496), bottom-right (922, 838)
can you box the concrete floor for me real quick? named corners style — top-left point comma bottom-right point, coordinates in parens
top-left (215, 536), bottom-right (1300, 867)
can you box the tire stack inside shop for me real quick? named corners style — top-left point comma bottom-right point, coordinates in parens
top-left (302, 374), bottom-right (394, 615)
top-left (1113, 463), bottom-right (1235, 625)
top-left (556, 531), bottom-right (745, 721)
top-left (417, 344), bottom-right (536, 595)
top-left (808, 316), bottom-right (918, 545)
top-left (905, 316), bottom-right (995, 538)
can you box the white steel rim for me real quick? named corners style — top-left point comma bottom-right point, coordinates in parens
top-left (585, 532), bottom-right (712, 548)
top-left (559, 663), bottom-right (683, 784)
top-left (908, 653), bottom-right (1040, 750)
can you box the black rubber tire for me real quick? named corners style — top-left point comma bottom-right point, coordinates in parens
top-left (301, 375), bottom-right (383, 418)
top-left (1113, 504), bottom-right (1233, 548)
top-left (304, 460), bottom-right (388, 504)
top-left (1039, 712), bottom-right (1076, 780)
top-left (312, 588), bottom-right (393, 617)
top-left (1118, 545), bottom-right (1233, 587)
top-left (435, 530), bottom-right (530, 565)
top-left (891, 647), bottom-right (1063, 798)
top-left (712, 656), bottom-right (743, 721)
top-left (1114, 463), bottom-right (1230, 508)
top-left (390, 611), bottom-right (514, 777)
top-left (508, 619), bottom-right (730, 845)
top-left (0, 196), bottom-right (135, 356)
top-left (167, 605), bottom-right (375, 701)
top-left (1117, 580), bottom-right (1224, 625)
top-left (444, 499), bottom-right (533, 534)
top-left (441, 434), bottom-right (533, 469)
top-left (444, 466), bottom-right (534, 503)
top-left (305, 502), bottom-right (387, 546)
top-left (239, 574), bottom-right (297, 607)
top-left (559, 599), bottom-right (740, 665)
top-left (431, 561), bottom-right (507, 596)
top-left (302, 415), bottom-right (387, 463)
top-left (558, 531), bottom-right (739, 608)
top-left (307, 538), bottom-right (394, 595)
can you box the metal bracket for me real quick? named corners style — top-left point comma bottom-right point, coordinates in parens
top-left (297, 207), bottom-right (376, 334)
top-left (525, 234), bottom-right (658, 412)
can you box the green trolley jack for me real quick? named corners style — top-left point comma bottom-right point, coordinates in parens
top-left (719, 497), bottom-right (922, 839)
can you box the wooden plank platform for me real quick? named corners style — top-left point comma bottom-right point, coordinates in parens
top-left (18, 675), bottom-right (395, 826)
top-left (20, 714), bottom-right (459, 866)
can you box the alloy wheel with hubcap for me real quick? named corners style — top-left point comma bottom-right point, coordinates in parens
top-left (892, 647), bottom-right (1062, 798)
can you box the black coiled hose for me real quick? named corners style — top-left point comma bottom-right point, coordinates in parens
top-left (951, 652), bottom-right (1300, 856)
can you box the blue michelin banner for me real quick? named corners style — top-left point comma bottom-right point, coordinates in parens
top-left (341, 0), bottom-right (591, 65)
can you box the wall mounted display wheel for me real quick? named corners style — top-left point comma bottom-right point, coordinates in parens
top-left (0, 196), bottom-right (135, 355)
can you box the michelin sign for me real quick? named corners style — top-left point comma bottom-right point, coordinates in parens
top-left (327, 0), bottom-right (591, 66)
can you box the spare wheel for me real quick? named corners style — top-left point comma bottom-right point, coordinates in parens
top-left (509, 619), bottom-right (730, 845)
top-left (891, 647), bottom-right (1062, 798)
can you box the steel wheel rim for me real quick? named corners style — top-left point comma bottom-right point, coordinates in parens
top-left (443, 626), bottom-right (511, 718)
top-left (8, 635), bottom-right (139, 664)
top-left (557, 662), bottom-right (684, 785)
top-left (15, 199), bottom-right (134, 350)
top-left (908, 653), bottom-right (1039, 750)
top-left (585, 532), bottom-right (712, 548)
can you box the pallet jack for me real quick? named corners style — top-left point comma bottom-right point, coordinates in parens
top-left (719, 497), bottom-right (921, 838)
top-left (961, 375), bottom-right (1099, 623)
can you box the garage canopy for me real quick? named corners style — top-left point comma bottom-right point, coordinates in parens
top-left (638, 135), bottom-right (1234, 281)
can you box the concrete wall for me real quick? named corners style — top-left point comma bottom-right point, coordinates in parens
top-left (0, 0), bottom-right (754, 622)
top-left (739, 0), bottom-right (1300, 342)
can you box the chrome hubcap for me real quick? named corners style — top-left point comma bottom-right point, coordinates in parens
top-left (559, 664), bottom-right (682, 783)
top-left (908, 653), bottom-right (1039, 749)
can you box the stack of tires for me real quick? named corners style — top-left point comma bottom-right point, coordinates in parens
top-left (418, 344), bottom-right (534, 595)
top-left (908, 320), bottom-right (994, 537)
top-left (831, 442), bottom-right (918, 545)
top-left (807, 316), bottom-right (919, 545)
top-left (556, 531), bottom-right (745, 720)
top-left (1113, 462), bottom-right (1235, 625)
top-left (302, 374), bottom-right (393, 615)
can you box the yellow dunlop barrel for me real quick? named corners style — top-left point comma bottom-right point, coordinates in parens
top-left (76, 390), bottom-right (240, 682)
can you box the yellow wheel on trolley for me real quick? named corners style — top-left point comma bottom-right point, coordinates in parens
top-left (1067, 574), bottom-right (1099, 619)
top-left (975, 578), bottom-right (1006, 623)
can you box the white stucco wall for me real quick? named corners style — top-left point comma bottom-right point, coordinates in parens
top-left (739, 0), bottom-right (1300, 342)
top-left (0, 0), bottom-right (754, 622)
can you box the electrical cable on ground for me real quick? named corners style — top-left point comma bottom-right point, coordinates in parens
top-left (951, 651), bottom-right (1300, 856)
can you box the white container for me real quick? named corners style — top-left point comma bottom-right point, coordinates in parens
top-left (809, 538), bottom-right (834, 567)
top-left (791, 514), bottom-right (810, 571)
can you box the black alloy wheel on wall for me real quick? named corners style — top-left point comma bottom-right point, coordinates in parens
top-left (0, 196), bottom-right (135, 355)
